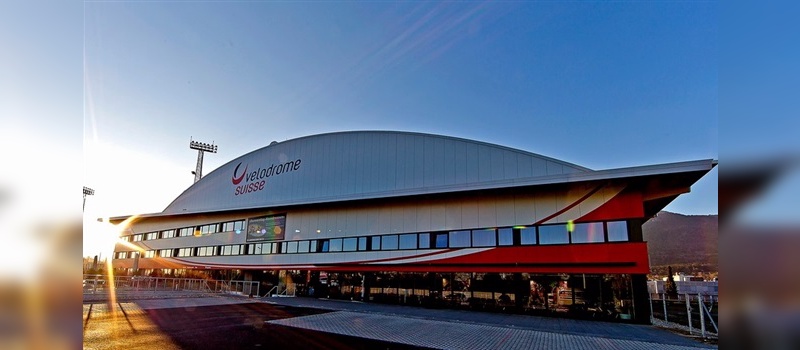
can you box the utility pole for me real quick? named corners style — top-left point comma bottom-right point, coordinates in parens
top-left (83, 186), bottom-right (95, 211)
top-left (189, 138), bottom-right (218, 183)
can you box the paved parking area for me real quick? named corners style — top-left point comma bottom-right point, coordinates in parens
top-left (263, 297), bottom-right (717, 350)
top-left (83, 293), bottom-right (716, 349)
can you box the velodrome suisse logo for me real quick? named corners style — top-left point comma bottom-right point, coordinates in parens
top-left (231, 158), bottom-right (302, 196)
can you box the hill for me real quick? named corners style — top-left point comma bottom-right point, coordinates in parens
top-left (642, 211), bottom-right (718, 278)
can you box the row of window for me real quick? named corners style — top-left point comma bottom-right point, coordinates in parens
top-left (115, 221), bottom-right (629, 259)
top-left (125, 220), bottom-right (246, 242)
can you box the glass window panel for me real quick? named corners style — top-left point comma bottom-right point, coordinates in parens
top-left (539, 224), bottom-right (569, 245)
top-left (399, 234), bottom-right (417, 249)
top-left (371, 236), bottom-right (381, 250)
top-left (382, 235), bottom-right (399, 250)
top-left (320, 240), bottom-right (329, 252)
top-left (571, 222), bottom-right (605, 243)
top-left (330, 238), bottom-right (343, 252)
top-left (343, 238), bottom-right (357, 251)
top-left (434, 233), bottom-right (448, 248)
top-left (223, 246), bottom-right (232, 255)
top-left (472, 229), bottom-right (496, 247)
top-left (498, 228), bottom-right (513, 246)
top-left (449, 230), bottom-right (470, 248)
top-left (298, 240), bottom-right (310, 253)
top-left (232, 245), bottom-right (240, 255)
top-left (607, 221), bottom-right (629, 242)
top-left (520, 227), bottom-right (537, 245)
top-left (310, 240), bottom-right (318, 252)
top-left (287, 241), bottom-right (298, 253)
top-left (358, 237), bottom-right (367, 251)
top-left (418, 233), bottom-right (430, 249)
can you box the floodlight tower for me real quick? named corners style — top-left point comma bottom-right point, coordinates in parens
top-left (189, 138), bottom-right (218, 183)
top-left (83, 186), bottom-right (95, 211)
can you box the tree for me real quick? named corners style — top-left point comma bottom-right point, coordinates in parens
top-left (665, 266), bottom-right (678, 298)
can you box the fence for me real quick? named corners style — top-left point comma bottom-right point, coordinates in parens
top-left (649, 293), bottom-right (718, 339)
top-left (82, 274), bottom-right (260, 297)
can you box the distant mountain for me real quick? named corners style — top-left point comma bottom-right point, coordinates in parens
top-left (642, 211), bottom-right (718, 275)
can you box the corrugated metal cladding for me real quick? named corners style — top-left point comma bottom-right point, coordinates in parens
top-left (163, 131), bottom-right (590, 214)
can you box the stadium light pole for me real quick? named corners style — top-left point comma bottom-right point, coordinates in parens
top-left (83, 186), bottom-right (95, 211)
top-left (189, 138), bottom-right (218, 183)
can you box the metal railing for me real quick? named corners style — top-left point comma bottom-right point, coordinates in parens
top-left (82, 275), bottom-right (260, 297)
top-left (649, 292), bottom-right (718, 339)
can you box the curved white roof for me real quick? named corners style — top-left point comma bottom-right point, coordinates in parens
top-left (162, 131), bottom-right (591, 214)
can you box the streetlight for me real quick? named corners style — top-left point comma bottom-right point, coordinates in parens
top-left (83, 186), bottom-right (95, 211)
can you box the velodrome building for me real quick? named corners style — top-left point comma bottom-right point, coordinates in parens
top-left (110, 131), bottom-right (716, 323)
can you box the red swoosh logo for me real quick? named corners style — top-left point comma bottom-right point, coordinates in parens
top-left (232, 163), bottom-right (247, 185)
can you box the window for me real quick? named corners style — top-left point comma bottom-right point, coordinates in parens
top-left (330, 238), bottom-right (343, 252)
top-left (571, 222), bottom-right (605, 243)
top-left (319, 240), bottom-right (330, 252)
top-left (381, 235), bottom-right (398, 250)
top-left (222, 246), bottom-right (232, 256)
top-left (371, 236), bottom-right (381, 251)
top-left (121, 236), bottom-right (131, 242)
top-left (132, 234), bottom-right (143, 242)
top-left (343, 238), bottom-right (357, 252)
top-left (471, 229), bottom-right (496, 247)
top-left (159, 249), bottom-right (173, 258)
top-left (607, 221), bottom-right (629, 242)
top-left (449, 230), bottom-right (470, 248)
top-left (197, 246), bottom-right (216, 256)
top-left (144, 250), bottom-right (155, 258)
top-left (418, 233), bottom-right (430, 249)
top-left (160, 230), bottom-right (176, 239)
top-left (538, 224), bottom-right (569, 245)
top-left (520, 227), bottom-right (537, 245)
top-left (310, 240), bottom-right (318, 253)
top-left (178, 227), bottom-right (193, 237)
top-left (177, 248), bottom-right (193, 257)
top-left (145, 232), bottom-right (158, 241)
top-left (358, 237), bottom-right (367, 251)
top-left (198, 224), bottom-right (218, 235)
top-left (280, 242), bottom-right (287, 253)
top-left (399, 234), bottom-right (417, 249)
top-left (298, 240), bottom-right (310, 253)
top-left (223, 220), bottom-right (245, 233)
top-left (287, 241), bottom-right (298, 254)
top-left (434, 233), bottom-right (448, 248)
top-left (115, 251), bottom-right (128, 259)
top-left (498, 228), bottom-right (513, 246)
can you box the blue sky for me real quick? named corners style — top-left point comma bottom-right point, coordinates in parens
top-left (79, 1), bottom-right (718, 220)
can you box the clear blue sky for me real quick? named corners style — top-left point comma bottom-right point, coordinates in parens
top-left (78, 1), bottom-right (718, 218)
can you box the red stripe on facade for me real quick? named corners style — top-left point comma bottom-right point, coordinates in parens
top-left (534, 184), bottom-right (605, 225)
top-left (575, 187), bottom-right (644, 223)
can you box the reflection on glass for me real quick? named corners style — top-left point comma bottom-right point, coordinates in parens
top-left (343, 238), bottom-right (357, 251)
top-left (521, 227), bottom-right (537, 245)
top-left (539, 224), bottom-right (569, 245)
top-left (472, 229), bottom-right (496, 247)
top-left (419, 233), bottom-right (430, 249)
top-left (571, 222), bottom-right (605, 243)
top-left (371, 236), bottom-right (381, 250)
top-left (607, 221), bottom-right (628, 242)
top-left (399, 234), bottom-right (416, 249)
top-left (449, 230), bottom-right (470, 247)
top-left (358, 237), bottom-right (367, 251)
top-left (498, 228), bottom-right (513, 246)
top-left (330, 238), bottom-right (343, 252)
top-left (382, 235), bottom-right (399, 250)
top-left (435, 233), bottom-right (448, 248)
